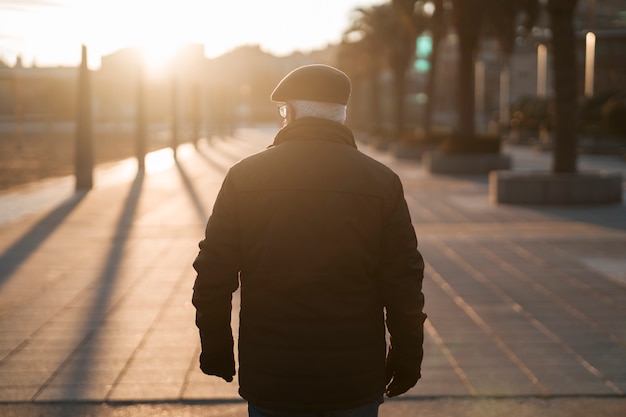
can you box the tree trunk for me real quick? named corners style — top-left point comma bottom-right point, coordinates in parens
top-left (548, 0), bottom-right (579, 173)
top-left (423, 0), bottom-right (445, 137)
top-left (368, 67), bottom-right (382, 134)
top-left (453, 0), bottom-right (482, 138)
top-left (75, 45), bottom-right (93, 190)
top-left (192, 82), bottom-right (201, 148)
top-left (393, 65), bottom-right (407, 135)
top-left (457, 33), bottom-right (476, 136)
top-left (499, 61), bottom-right (511, 130)
top-left (424, 29), bottom-right (441, 137)
top-left (136, 62), bottom-right (147, 172)
top-left (170, 74), bottom-right (178, 159)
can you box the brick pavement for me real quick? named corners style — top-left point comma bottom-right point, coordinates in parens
top-left (0, 126), bottom-right (625, 415)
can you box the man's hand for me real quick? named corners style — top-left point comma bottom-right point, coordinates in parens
top-left (385, 354), bottom-right (420, 397)
top-left (385, 370), bottom-right (419, 397)
top-left (199, 352), bottom-right (235, 383)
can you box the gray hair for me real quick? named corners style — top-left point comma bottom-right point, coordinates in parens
top-left (289, 100), bottom-right (347, 123)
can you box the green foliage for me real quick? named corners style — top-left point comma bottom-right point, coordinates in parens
top-left (602, 94), bottom-right (626, 138)
top-left (510, 96), bottom-right (552, 132)
top-left (579, 91), bottom-right (626, 139)
top-left (579, 90), bottom-right (618, 123)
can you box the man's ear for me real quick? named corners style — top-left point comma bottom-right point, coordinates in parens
top-left (286, 102), bottom-right (296, 123)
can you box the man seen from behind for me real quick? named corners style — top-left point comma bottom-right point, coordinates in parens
top-left (192, 64), bottom-right (426, 417)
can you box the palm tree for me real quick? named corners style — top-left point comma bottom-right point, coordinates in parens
top-left (391, 0), bottom-right (448, 138)
top-left (390, 0), bottom-right (422, 135)
top-left (337, 39), bottom-right (374, 130)
top-left (75, 45), bottom-right (93, 190)
top-left (484, 0), bottom-right (540, 129)
top-left (343, 5), bottom-right (391, 134)
top-left (450, 0), bottom-right (485, 141)
top-left (419, 0), bottom-right (447, 137)
top-left (547, 0), bottom-right (579, 173)
top-left (345, 3), bottom-right (416, 136)
top-left (447, 0), bottom-right (540, 150)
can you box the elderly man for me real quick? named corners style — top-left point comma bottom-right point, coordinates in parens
top-left (192, 64), bottom-right (426, 417)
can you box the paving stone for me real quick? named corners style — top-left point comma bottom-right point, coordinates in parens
top-left (35, 383), bottom-right (113, 402)
top-left (0, 131), bottom-right (625, 406)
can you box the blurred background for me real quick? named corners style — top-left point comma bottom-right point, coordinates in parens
top-left (0, 0), bottom-right (625, 189)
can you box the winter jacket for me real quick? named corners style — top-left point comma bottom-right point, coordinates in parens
top-left (192, 117), bottom-right (426, 411)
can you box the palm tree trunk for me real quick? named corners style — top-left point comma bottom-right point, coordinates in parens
top-left (457, 33), bottom-right (476, 136)
top-left (548, 0), bottom-right (579, 173)
top-left (368, 67), bottom-right (382, 134)
top-left (136, 62), bottom-right (147, 172)
top-left (499, 57), bottom-right (511, 130)
top-left (453, 0), bottom-right (482, 138)
top-left (423, 0), bottom-right (445, 137)
top-left (75, 45), bottom-right (93, 190)
top-left (393, 66), bottom-right (407, 135)
top-left (424, 30), bottom-right (441, 137)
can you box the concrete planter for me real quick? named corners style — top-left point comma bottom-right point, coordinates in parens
top-left (423, 152), bottom-right (512, 174)
top-left (490, 171), bottom-right (623, 205)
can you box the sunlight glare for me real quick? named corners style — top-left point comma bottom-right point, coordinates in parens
top-left (5, 0), bottom-right (383, 68)
top-left (146, 148), bottom-right (175, 173)
top-left (137, 40), bottom-right (182, 77)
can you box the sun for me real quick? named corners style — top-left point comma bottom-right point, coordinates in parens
top-left (136, 38), bottom-right (183, 78)
top-left (124, 4), bottom-right (188, 78)
top-left (85, 0), bottom-right (195, 76)
top-left (79, 1), bottom-right (344, 72)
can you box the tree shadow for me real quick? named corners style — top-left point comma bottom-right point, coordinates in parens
top-left (42, 171), bottom-right (144, 402)
top-left (0, 191), bottom-right (87, 290)
top-left (195, 144), bottom-right (231, 175)
top-left (175, 159), bottom-right (209, 223)
top-left (526, 203), bottom-right (626, 232)
top-left (425, 171), bottom-right (625, 231)
top-left (212, 142), bottom-right (253, 164)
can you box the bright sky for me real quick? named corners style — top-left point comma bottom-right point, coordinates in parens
top-left (0, 0), bottom-right (384, 69)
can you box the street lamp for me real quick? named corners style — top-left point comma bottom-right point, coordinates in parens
top-left (584, 31), bottom-right (596, 97)
top-left (537, 43), bottom-right (547, 98)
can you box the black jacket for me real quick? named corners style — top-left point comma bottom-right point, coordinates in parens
top-left (192, 117), bottom-right (425, 411)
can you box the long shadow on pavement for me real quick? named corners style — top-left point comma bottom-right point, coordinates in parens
top-left (35, 171), bottom-right (144, 403)
top-left (0, 191), bottom-right (87, 290)
top-left (175, 159), bottom-right (209, 224)
top-left (195, 144), bottom-right (231, 175)
top-left (197, 136), bottom-right (265, 170)
top-left (422, 170), bottom-right (626, 231)
top-left (534, 203), bottom-right (626, 231)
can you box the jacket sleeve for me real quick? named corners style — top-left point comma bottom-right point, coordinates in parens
top-left (379, 177), bottom-right (426, 378)
top-left (192, 171), bottom-right (241, 374)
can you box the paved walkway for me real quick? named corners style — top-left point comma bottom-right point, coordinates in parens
top-left (0, 126), bottom-right (625, 416)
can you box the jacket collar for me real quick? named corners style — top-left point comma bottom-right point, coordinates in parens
top-left (271, 117), bottom-right (357, 149)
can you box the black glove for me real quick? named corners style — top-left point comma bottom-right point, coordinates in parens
top-left (199, 351), bottom-right (235, 382)
top-left (385, 352), bottom-right (420, 397)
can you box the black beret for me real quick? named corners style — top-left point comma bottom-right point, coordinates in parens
top-left (271, 64), bottom-right (351, 105)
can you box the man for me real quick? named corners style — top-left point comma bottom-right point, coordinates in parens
top-left (192, 64), bottom-right (426, 417)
